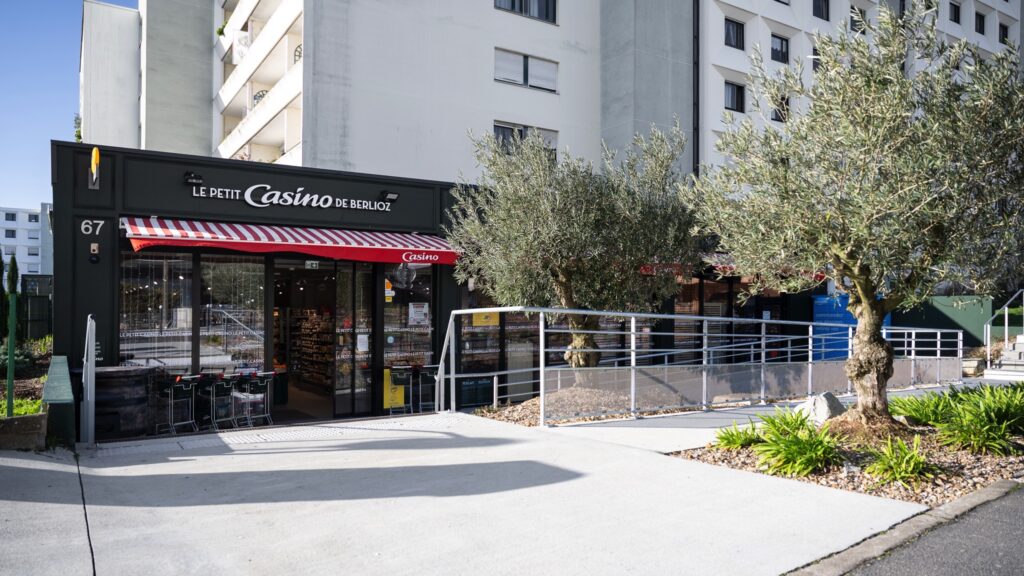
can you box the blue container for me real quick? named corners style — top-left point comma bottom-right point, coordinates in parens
top-left (812, 295), bottom-right (890, 360)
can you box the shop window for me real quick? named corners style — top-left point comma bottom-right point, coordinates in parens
top-left (200, 255), bottom-right (265, 372)
top-left (120, 253), bottom-right (193, 369)
top-left (384, 263), bottom-right (434, 369)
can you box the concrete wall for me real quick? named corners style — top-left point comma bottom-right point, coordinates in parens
top-left (80, 0), bottom-right (140, 148)
top-left (601, 0), bottom-right (695, 175)
top-left (139, 0), bottom-right (213, 155)
top-left (302, 0), bottom-right (602, 181)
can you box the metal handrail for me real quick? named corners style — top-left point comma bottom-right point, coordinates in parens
top-left (435, 306), bottom-right (964, 423)
top-left (985, 289), bottom-right (1024, 364)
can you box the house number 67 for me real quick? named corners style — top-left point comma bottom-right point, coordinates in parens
top-left (80, 220), bottom-right (105, 235)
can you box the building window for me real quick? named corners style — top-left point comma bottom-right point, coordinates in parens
top-left (771, 35), bottom-right (789, 63)
top-left (2, 246), bottom-right (13, 255)
top-left (724, 82), bottom-right (745, 113)
top-left (725, 19), bottom-right (744, 50)
top-left (28, 230), bottom-right (39, 240)
top-left (494, 0), bottom-right (556, 24)
top-left (293, 44), bottom-right (302, 64)
top-left (4, 213), bottom-right (14, 222)
top-left (850, 7), bottom-right (867, 34)
top-left (772, 97), bottom-right (789, 122)
top-left (949, 2), bottom-right (960, 24)
top-left (813, 0), bottom-right (829, 21)
top-left (812, 47), bottom-right (821, 72)
top-left (27, 265), bottom-right (39, 274)
top-left (4, 230), bottom-right (14, 239)
top-left (494, 49), bottom-right (557, 92)
top-left (494, 123), bottom-right (557, 159)
top-left (975, 12), bottom-right (986, 35)
top-left (253, 90), bottom-right (268, 106)
top-left (27, 247), bottom-right (39, 256)
top-left (999, 23), bottom-right (1009, 44)
top-left (28, 214), bottom-right (39, 223)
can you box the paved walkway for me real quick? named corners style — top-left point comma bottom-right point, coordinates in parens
top-left (1, 413), bottom-right (924, 576)
top-left (849, 484), bottom-right (1024, 576)
top-left (550, 381), bottom-right (992, 453)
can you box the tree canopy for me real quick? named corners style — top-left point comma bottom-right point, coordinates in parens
top-left (685, 4), bottom-right (1024, 425)
top-left (446, 125), bottom-right (696, 366)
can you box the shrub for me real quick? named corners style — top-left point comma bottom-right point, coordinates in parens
top-left (714, 420), bottom-right (762, 450)
top-left (936, 402), bottom-right (1017, 456)
top-left (25, 335), bottom-right (53, 360)
top-left (752, 410), bottom-right (842, 476)
top-left (865, 435), bottom-right (935, 488)
top-left (889, 393), bottom-right (956, 426)
top-left (0, 397), bottom-right (42, 418)
top-left (0, 340), bottom-right (32, 377)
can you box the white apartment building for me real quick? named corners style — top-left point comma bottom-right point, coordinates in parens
top-left (0, 203), bottom-right (54, 289)
top-left (699, 0), bottom-right (1021, 167)
top-left (80, 1), bottom-right (1021, 182)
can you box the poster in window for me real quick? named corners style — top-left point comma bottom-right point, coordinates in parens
top-left (408, 302), bottom-right (430, 326)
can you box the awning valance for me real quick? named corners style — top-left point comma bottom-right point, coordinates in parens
top-left (121, 217), bottom-right (458, 265)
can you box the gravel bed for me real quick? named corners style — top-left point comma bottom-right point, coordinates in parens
top-left (673, 430), bottom-right (1024, 507)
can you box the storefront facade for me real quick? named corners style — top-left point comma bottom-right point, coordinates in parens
top-left (52, 142), bottom-right (461, 419)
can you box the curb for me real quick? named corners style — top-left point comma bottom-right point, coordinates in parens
top-left (787, 479), bottom-right (1022, 576)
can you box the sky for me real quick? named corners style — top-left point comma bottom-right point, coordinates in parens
top-left (0, 0), bottom-right (136, 210)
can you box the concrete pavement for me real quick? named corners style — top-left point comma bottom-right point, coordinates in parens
top-left (2, 413), bottom-right (925, 576)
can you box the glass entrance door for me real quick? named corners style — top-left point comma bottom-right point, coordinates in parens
top-left (335, 263), bottom-right (374, 416)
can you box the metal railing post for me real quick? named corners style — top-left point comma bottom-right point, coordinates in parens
top-left (759, 322), bottom-right (766, 404)
top-left (957, 330), bottom-right (963, 382)
top-left (807, 325), bottom-right (814, 397)
top-left (630, 316), bottom-right (637, 417)
top-left (448, 316), bottom-right (456, 413)
top-left (492, 375), bottom-right (499, 409)
top-left (847, 326), bottom-right (854, 395)
top-left (538, 312), bottom-right (547, 427)
top-left (910, 330), bottom-right (917, 387)
top-left (1005, 304), bottom-right (1010, 351)
top-left (701, 319), bottom-right (709, 409)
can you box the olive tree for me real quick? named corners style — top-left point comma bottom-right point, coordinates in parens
top-left (446, 126), bottom-right (696, 368)
top-left (686, 5), bottom-right (1024, 427)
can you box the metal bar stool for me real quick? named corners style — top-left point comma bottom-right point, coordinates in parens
top-left (231, 373), bottom-right (254, 428)
top-left (247, 371), bottom-right (274, 427)
top-left (167, 375), bottom-right (200, 434)
top-left (211, 374), bottom-right (238, 430)
top-left (191, 373), bottom-right (220, 430)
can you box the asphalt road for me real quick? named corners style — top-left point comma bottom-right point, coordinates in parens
top-left (850, 484), bottom-right (1024, 576)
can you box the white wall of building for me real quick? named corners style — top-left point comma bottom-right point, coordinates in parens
top-left (302, 0), bottom-right (602, 180)
top-left (80, 0), bottom-right (141, 148)
top-left (0, 205), bottom-right (49, 289)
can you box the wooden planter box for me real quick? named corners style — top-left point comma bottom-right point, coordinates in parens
top-left (0, 408), bottom-right (48, 451)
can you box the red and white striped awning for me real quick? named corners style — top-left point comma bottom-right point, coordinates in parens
top-left (121, 217), bottom-right (458, 265)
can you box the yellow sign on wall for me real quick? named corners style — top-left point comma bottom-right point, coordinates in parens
top-left (382, 368), bottom-right (405, 409)
top-left (472, 312), bottom-right (498, 327)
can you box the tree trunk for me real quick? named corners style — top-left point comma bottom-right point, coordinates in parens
top-left (565, 314), bottom-right (601, 369)
top-left (843, 299), bottom-right (896, 426)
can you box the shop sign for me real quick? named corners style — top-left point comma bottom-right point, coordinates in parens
top-left (384, 278), bottom-right (395, 303)
top-left (408, 303), bottom-right (430, 326)
top-left (191, 184), bottom-right (393, 213)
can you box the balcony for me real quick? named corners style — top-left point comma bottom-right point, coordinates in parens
top-left (217, 60), bottom-right (302, 161)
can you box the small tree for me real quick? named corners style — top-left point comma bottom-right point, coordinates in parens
top-left (686, 5), bottom-right (1024, 428)
top-left (447, 125), bottom-right (696, 368)
top-left (6, 255), bottom-right (18, 297)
